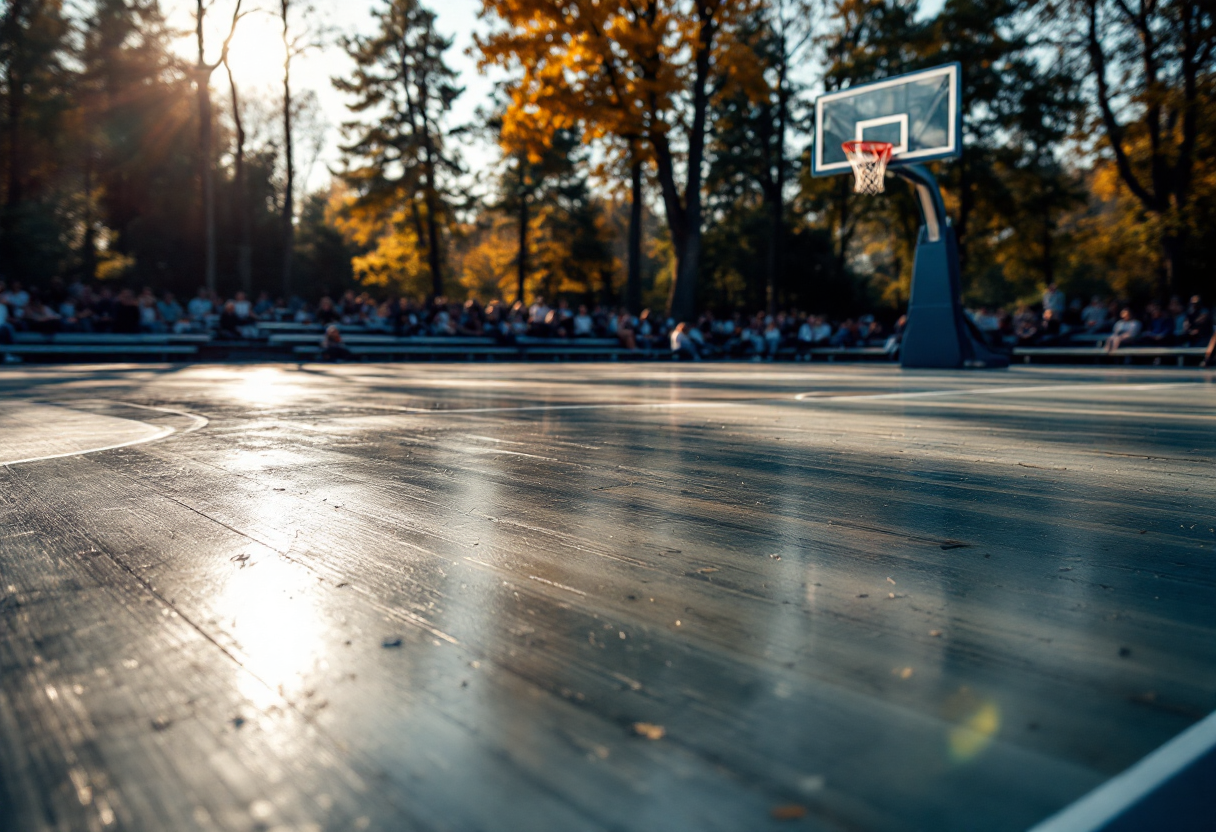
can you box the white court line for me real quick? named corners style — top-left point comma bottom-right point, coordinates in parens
top-left (794, 382), bottom-right (1199, 402)
top-left (110, 400), bottom-right (210, 434)
top-left (363, 401), bottom-right (745, 415)
top-left (1, 400), bottom-right (209, 467)
top-left (1028, 709), bottom-right (1216, 832)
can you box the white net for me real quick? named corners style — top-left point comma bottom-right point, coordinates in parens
top-left (842, 141), bottom-right (893, 195)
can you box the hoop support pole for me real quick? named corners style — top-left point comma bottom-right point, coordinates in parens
top-left (891, 164), bottom-right (1009, 370)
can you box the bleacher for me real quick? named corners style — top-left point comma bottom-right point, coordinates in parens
top-left (0, 324), bottom-right (1208, 366)
top-left (1, 332), bottom-right (208, 362)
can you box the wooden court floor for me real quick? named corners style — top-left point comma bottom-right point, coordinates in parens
top-left (1, 363), bottom-right (1213, 831)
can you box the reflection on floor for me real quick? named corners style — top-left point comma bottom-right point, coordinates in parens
top-left (0, 364), bottom-right (1213, 832)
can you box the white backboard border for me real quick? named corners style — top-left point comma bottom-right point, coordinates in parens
top-left (813, 62), bottom-right (963, 177)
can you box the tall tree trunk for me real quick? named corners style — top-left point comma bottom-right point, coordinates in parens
top-left (516, 165), bottom-right (528, 304)
top-left (421, 119), bottom-right (442, 297)
top-left (1161, 233), bottom-right (1183, 300)
top-left (227, 63), bottom-right (251, 294)
top-left (656, 4), bottom-right (715, 322)
top-left (82, 147), bottom-right (97, 280)
top-left (956, 151), bottom-right (973, 281)
top-left (833, 176), bottom-right (852, 279)
top-left (280, 0), bottom-right (295, 299)
top-left (198, 74), bottom-right (217, 294)
top-left (626, 154), bottom-right (643, 315)
top-left (195, 0), bottom-right (218, 294)
top-left (2, 0), bottom-right (27, 258)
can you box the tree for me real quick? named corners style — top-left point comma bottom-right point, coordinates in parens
top-left (278, 0), bottom-right (324, 297)
top-left (77, 0), bottom-right (196, 287)
top-left (191, 0), bottom-right (245, 294)
top-left (0, 0), bottom-right (72, 278)
top-left (707, 0), bottom-right (818, 311)
top-left (335, 0), bottom-right (462, 299)
top-left (1065, 0), bottom-right (1215, 297)
top-left (493, 127), bottom-right (605, 303)
top-left (478, 0), bottom-right (763, 320)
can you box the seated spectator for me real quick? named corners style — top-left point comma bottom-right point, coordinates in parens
top-left (1082, 295), bottom-right (1108, 332)
top-left (7, 282), bottom-right (30, 316)
top-left (858, 314), bottom-right (883, 343)
top-left (636, 309), bottom-right (658, 349)
top-left (315, 296), bottom-right (340, 325)
top-left (322, 325), bottom-right (353, 362)
top-left (616, 312), bottom-right (637, 351)
top-left (762, 318), bottom-right (782, 359)
top-left (216, 301), bottom-right (244, 339)
top-left (572, 305), bottom-right (594, 337)
top-left (1184, 296), bottom-right (1211, 346)
top-left (1141, 304), bottom-right (1173, 345)
top-left (810, 315), bottom-right (833, 345)
top-left (796, 317), bottom-right (817, 358)
top-left (670, 322), bottom-right (700, 361)
top-left (158, 293), bottom-right (184, 326)
top-left (545, 307), bottom-right (572, 338)
top-left (1042, 282), bottom-right (1065, 316)
top-left (885, 315), bottom-right (907, 356)
top-left (973, 307), bottom-right (1001, 332)
top-left (138, 290), bottom-right (162, 333)
top-left (0, 291), bottom-right (19, 361)
top-left (1063, 298), bottom-right (1084, 330)
top-left (1038, 308), bottom-right (1064, 345)
top-left (113, 289), bottom-right (141, 334)
top-left (1014, 306), bottom-right (1039, 345)
top-left (253, 292), bottom-right (275, 318)
top-left (1105, 308), bottom-right (1142, 352)
top-left (1168, 297), bottom-right (1189, 341)
top-left (232, 291), bottom-right (253, 320)
top-left (830, 319), bottom-right (859, 348)
top-left (187, 287), bottom-right (213, 322)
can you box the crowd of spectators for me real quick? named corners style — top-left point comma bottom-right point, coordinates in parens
top-left (0, 279), bottom-right (899, 361)
top-left (2, 277), bottom-right (1214, 366)
top-left (968, 283), bottom-right (1214, 355)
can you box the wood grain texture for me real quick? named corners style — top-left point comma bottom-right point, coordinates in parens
top-left (0, 364), bottom-right (1213, 831)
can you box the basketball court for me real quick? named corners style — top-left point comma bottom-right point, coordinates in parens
top-left (1, 362), bottom-right (1213, 831)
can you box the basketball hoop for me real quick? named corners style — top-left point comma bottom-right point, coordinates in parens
top-left (842, 140), bottom-right (894, 195)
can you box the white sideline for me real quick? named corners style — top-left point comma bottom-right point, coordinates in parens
top-left (1027, 709), bottom-right (1216, 832)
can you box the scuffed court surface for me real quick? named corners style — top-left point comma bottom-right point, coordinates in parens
top-left (1, 364), bottom-right (1213, 831)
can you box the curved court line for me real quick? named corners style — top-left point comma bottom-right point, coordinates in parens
top-left (111, 400), bottom-right (210, 434)
top-left (1, 401), bottom-right (209, 467)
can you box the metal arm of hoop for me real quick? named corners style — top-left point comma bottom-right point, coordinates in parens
top-left (892, 164), bottom-right (947, 243)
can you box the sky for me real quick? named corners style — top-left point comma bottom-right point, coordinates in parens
top-left (168, 0), bottom-right (500, 194)
top-left (168, 0), bottom-right (950, 197)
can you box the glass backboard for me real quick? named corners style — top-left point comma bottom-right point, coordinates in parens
top-left (812, 63), bottom-right (962, 176)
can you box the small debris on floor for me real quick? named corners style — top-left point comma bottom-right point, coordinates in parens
top-left (231, 716), bottom-right (246, 729)
top-left (1058, 567), bottom-right (1072, 572)
top-left (894, 667), bottom-right (914, 679)
top-left (929, 630), bottom-right (943, 638)
top-left (382, 636), bottom-right (403, 648)
top-left (886, 576), bottom-right (896, 584)
top-left (770, 554), bottom-right (781, 560)
top-left (857, 594), bottom-right (869, 598)
top-left (151, 716), bottom-right (173, 732)
top-left (697, 567), bottom-right (719, 574)
top-left (632, 722), bottom-right (665, 740)
top-left (940, 541), bottom-right (970, 550)
top-left (770, 804), bottom-right (808, 820)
